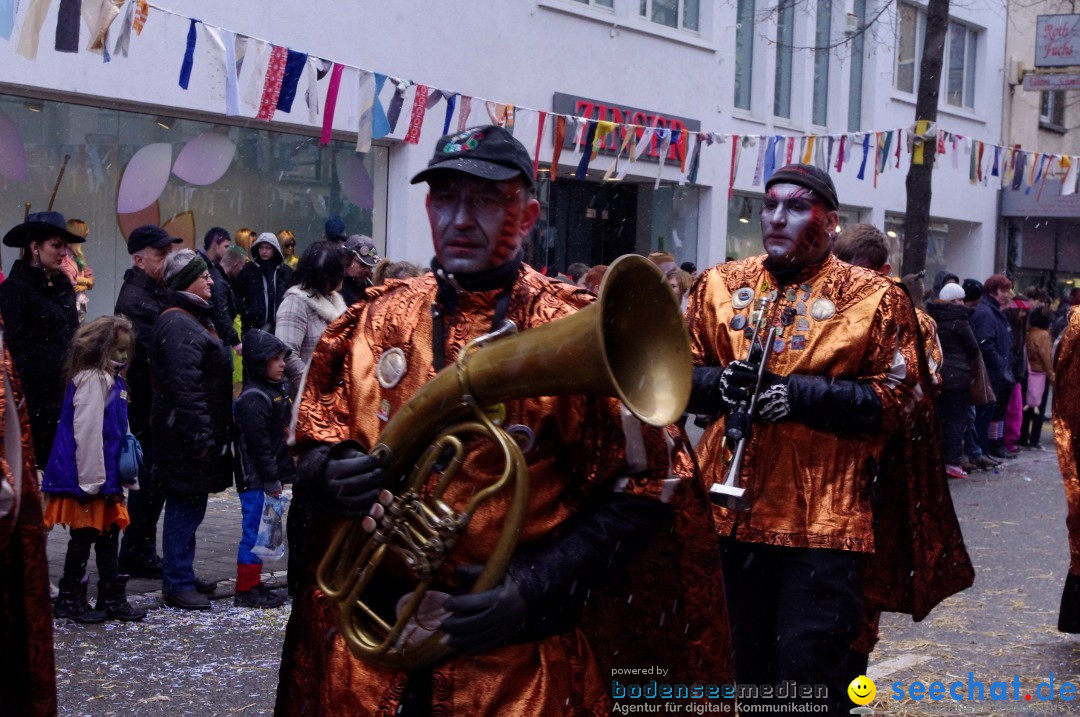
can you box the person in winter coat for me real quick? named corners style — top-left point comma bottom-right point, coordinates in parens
top-left (0, 212), bottom-right (84, 468)
top-left (42, 316), bottom-right (146, 623)
top-left (113, 225), bottom-right (182, 580)
top-left (274, 241), bottom-right (347, 597)
top-left (340, 234), bottom-right (380, 305)
top-left (971, 274), bottom-right (1016, 459)
top-left (233, 330), bottom-right (296, 609)
top-left (150, 250), bottom-right (234, 610)
top-left (930, 270), bottom-right (961, 304)
top-left (275, 241), bottom-right (348, 394)
top-left (197, 227), bottom-right (243, 354)
top-left (1022, 307), bottom-right (1055, 448)
top-left (927, 283), bottom-right (984, 477)
top-left (235, 233), bottom-right (294, 336)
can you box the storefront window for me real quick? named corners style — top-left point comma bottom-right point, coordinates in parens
top-left (0, 94), bottom-right (388, 321)
top-left (531, 174), bottom-right (699, 274)
top-left (884, 215), bottom-right (948, 279)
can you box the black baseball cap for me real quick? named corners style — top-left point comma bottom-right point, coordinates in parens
top-left (127, 225), bottom-right (182, 255)
top-left (411, 125), bottom-right (535, 190)
top-left (766, 163), bottom-right (839, 211)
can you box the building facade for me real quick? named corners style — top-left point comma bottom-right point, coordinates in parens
top-left (1000, 0), bottom-right (1080, 298)
top-left (0, 0), bottom-right (1006, 319)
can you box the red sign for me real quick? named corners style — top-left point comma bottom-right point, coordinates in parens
top-left (552, 93), bottom-right (701, 163)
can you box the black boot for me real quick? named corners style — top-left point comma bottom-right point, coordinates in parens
top-left (54, 577), bottom-right (108, 624)
top-left (96, 576), bottom-right (147, 622)
top-left (1019, 407), bottom-right (1034, 447)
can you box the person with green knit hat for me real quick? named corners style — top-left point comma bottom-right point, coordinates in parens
top-left (149, 249), bottom-right (235, 610)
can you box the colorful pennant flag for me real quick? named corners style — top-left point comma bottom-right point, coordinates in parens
top-left (320, 62), bottom-right (344, 145)
top-left (178, 19), bottom-right (198, 90)
top-left (133, 0), bottom-right (149, 34)
top-left (403, 84), bottom-right (429, 144)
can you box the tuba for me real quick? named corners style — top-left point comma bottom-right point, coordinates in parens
top-left (316, 254), bottom-right (692, 670)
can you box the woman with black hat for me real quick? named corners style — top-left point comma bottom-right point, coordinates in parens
top-left (0, 212), bottom-right (83, 466)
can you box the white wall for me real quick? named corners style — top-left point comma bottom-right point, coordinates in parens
top-left (0, 0), bottom-right (1007, 276)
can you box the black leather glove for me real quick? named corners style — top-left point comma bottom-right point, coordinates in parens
top-left (785, 374), bottom-right (883, 435)
top-left (324, 442), bottom-right (385, 518)
top-left (442, 567), bottom-right (528, 653)
top-left (719, 360), bottom-right (791, 422)
top-left (296, 441), bottom-right (385, 519)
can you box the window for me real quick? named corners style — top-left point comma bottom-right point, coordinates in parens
top-left (895, 5), bottom-right (978, 110)
top-left (895, 3), bottom-right (920, 93)
top-left (1041, 90), bottom-right (1066, 129)
top-left (947, 23), bottom-right (977, 108)
top-left (812, 0), bottom-right (832, 126)
top-left (734, 0), bottom-right (755, 111)
top-left (572, 0), bottom-right (614, 7)
top-left (774, 0), bottom-right (795, 118)
top-left (847, 0), bottom-right (866, 131)
top-left (639, 0), bottom-right (699, 31)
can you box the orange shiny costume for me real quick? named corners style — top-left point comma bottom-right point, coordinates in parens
top-left (1055, 307), bottom-right (1080, 632)
top-left (916, 307), bottom-right (943, 394)
top-left (686, 253), bottom-right (970, 611)
top-left (276, 265), bottom-right (732, 716)
top-left (687, 254), bottom-right (920, 551)
top-left (0, 327), bottom-right (57, 716)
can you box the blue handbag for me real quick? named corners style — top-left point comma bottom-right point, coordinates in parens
top-left (118, 432), bottom-right (143, 486)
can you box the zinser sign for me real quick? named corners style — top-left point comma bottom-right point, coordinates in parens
top-left (1036, 14), bottom-right (1080, 68)
top-left (552, 93), bottom-right (701, 164)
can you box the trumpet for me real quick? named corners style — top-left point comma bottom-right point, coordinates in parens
top-left (709, 296), bottom-right (778, 510)
top-left (316, 254), bottom-right (692, 670)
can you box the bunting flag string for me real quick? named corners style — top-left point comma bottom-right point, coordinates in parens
top-left (178, 18), bottom-right (197, 89)
top-left (14, 0), bottom-right (1080, 199)
top-left (0, 0), bottom-right (13, 41)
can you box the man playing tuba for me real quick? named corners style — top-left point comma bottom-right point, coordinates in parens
top-left (276, 126), bottom-right (730, 715)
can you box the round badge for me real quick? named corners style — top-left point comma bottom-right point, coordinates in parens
top-left (810, 298), bottom-right (836, 321)
top-left (732, 287), bottom-right (755, 309)
top-left (784, 288), bottom-right (798, 302)
top-left (767, 290), bottom-right (779, 302)
top-left (484, 403), bottom-right (507, 427)
top-left (730, 314), bottom-right (748, 331)
top-left (506, 424), bottom-right (537, 453)
top-left (773, 338), bottom-right (787, 354)
top-left (376, 348), bottom-right (408, 389)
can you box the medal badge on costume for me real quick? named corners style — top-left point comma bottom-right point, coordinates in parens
top-left (791, 335), bottom-right (806, 351)
top-left (730, 314), bottom-right (748, 331)
top-left (376, 347), bottom-right (407, 389)
top-left (732, 287), bottom-right (754, 309)
top-left (376, 398), bottom-right (392, 422)
top-left (773, 338), bottom-right (787, 354)
top-left (485, 403), bottom-right (507, 427)
top-left (810, 298), bottom-right (836, 321)
top-left (506, 424), bottom-right (536, 453)
top-left (796, 317), bottom-right (811, 332)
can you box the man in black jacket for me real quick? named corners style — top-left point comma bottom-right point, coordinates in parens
top-left (115, 226), bottom-right (180, 579)
top-left (235, 233), bottom-right (294, 335)
top-left (197, 227), bottom-right (242, 355)
top-left (971, 273), bottom-right (1016, 459)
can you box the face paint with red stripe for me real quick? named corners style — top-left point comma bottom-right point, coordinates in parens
top-left (426, 174), bottom-right (538, 274)
top-left (760, 183), bottom-right (837, 271)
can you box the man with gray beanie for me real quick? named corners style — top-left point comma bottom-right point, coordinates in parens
top-left (150, 249), bottom-right (234, 609)
top-left (685, 164), bottom-right (970, 713)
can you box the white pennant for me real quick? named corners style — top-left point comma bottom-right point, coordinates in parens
top-left (239, 37), bottom-right (269, 111)
top-left (356, 70), bottom-right (376, 153)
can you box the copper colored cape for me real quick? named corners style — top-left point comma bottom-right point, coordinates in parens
top-left (0, 324), bottom-right (57, 717)
top-left (1055, 307), bottom-right (1080, 631)
top-left (276, 266), bottom-right (731, 716)
top-left (861, 283), bottom-right (973, 624)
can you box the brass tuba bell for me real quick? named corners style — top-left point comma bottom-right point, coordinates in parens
top-left (316, 254), bottom-right (692, 670)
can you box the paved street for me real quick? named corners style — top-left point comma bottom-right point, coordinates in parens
top-left (47, 436), bottom-right (1080, 715)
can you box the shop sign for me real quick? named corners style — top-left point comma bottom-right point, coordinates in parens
top-left (1022, 73), bottom-right (1080, 90)
top-left (1035, 15), bottom-right (1080, 68)
top-left (552, 92), bottom-right (701, 163)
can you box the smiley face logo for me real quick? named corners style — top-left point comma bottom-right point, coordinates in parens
top-left (847, 675), bottom-right (876, 706)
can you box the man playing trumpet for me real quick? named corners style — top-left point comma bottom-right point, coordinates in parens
top-left (685, 164), bottom-right (923, 715)
top-left (276, 126), bottom-right (730, 715)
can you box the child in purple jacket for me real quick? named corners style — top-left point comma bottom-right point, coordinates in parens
top-left (42, 316), bottom-right (145, 622)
